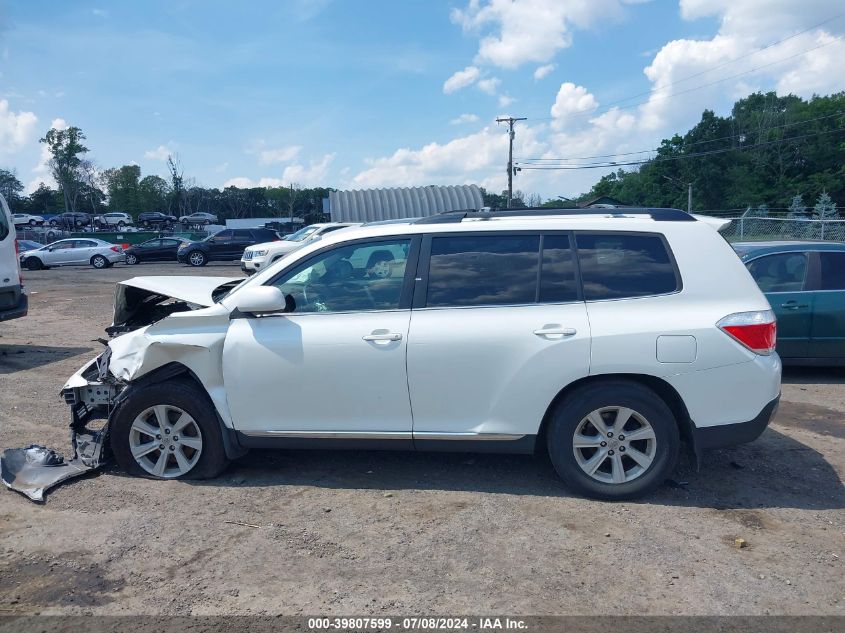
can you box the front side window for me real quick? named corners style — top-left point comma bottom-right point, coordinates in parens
top-left (818, 252), bottom-right (845, 290)
top-left (747, 252), bottom-right (807, 293)
top-left (270, 239), bottom-right (412, 313)
top-left (51, 241), bottom-right (74, 250)
top-left (426, 234), bottom-right (539, 308)
top-left (576, 233), bottom-right (679, 300)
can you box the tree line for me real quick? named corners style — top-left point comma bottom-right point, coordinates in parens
top-left (1, 90), bottom-right (842, 221)
top-left (584, 91), bottom-right (844, 215)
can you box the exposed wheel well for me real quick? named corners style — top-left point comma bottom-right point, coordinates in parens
top-left (536, 373), bottom-right (694, 456)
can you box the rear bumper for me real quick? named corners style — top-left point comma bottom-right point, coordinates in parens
top-left (693, 395), bottom-right (779, 452)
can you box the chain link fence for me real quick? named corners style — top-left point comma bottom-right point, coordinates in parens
top-left (717, 217), bottom-right (845, 242)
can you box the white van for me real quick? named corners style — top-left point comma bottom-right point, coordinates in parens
top-left (0, 193), bottom-right (27, 322)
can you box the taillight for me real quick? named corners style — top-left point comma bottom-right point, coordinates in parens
top-left (717, 310), bottom-right (777, 355)
top-left (110, 245), bottom-right (121, 252)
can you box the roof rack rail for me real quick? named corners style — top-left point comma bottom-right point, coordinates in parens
top-left (413, 207), bottom-right (694, 224)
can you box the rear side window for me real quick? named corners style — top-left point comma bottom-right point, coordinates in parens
top-left (426, 235), bottom-right (539, 307)
top-left (576, 233), bottom-right (679, 300)
top-left (746, 252), bottom-right (807, 292)
top-left (819, 252), bottom-right (845, 290)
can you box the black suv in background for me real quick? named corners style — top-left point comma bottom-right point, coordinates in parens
top-left (177, 228), bottom-right (280, 267)
top-left (137, 212), bottom-right (178, 228)
top-left (48, 212), bottom-right (93, 229)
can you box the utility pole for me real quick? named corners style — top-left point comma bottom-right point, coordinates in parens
top-left (496, 116), bottom-right (526, 207)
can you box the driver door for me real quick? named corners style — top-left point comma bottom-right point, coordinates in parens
top-left (223, 236), bottom-right (419, 438)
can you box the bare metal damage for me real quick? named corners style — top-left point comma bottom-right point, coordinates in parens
top-left (1, 276), bottom-right (237, 502)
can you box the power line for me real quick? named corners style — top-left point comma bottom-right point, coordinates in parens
top-left (516, 126), bottom-right (845, 170)
top-left (517, 111), bottom-right (845, 163)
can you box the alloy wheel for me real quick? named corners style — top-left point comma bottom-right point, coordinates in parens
top-left (572, 406), bottom-right (657, 485)
top-left (128, 405), bottom-right (203, 478)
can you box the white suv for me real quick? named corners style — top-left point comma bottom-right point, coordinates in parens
top-left (62, 208), bottom-right (780, 500)
top-left (241, 223), bottom-right (357, 274)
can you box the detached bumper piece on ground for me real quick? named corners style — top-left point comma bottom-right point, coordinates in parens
top-left (1, 416), bottom-right (109, 503)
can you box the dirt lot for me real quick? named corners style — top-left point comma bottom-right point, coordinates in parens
top-left (0, 262), bottom-right (843, 616)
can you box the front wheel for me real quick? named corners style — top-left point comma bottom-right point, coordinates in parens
top-left (125, 253), bottom-right (139, 265)
top-left (187, 250), bottom-right (207, 267)
top-left (91, 254), bottom-right (108, 269)
top-left (28, 219), bottom-right (36, 227)
top-left (24, 257), bottom-right (44, 271)
top-left (110, 381), bottom-right (229, 480)
top-left (547, 380), bottom-right (679, 500)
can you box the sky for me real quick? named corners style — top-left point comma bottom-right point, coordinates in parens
top-left (0, 0), bottom-right (843, 200)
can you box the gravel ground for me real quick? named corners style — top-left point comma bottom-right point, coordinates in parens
top-left (0, 262), bottom-right (843, 616)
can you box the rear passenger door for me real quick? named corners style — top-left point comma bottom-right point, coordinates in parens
top-left (745, 251), bottom-right (812, 359)
top-left (406, 232), bottom-right (591, 445)
top-left (808, 251), bottom-right (845, 359)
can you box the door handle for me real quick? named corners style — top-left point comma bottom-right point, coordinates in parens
top-left (362, 333), bottom-right (403, 342)
top-left (533, 327), bottom-right (577, 338)
top-left (780, 302), bottom-right (808, 310)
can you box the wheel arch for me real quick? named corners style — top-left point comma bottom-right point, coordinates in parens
top-left (112, 361), bottom-right (247, 460)
top-left (536, 373), bottom-right (695, 457)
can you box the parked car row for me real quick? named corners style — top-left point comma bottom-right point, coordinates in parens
top-left (14, 211), bottom-right (222, 231)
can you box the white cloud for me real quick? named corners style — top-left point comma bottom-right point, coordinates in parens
top-left (26, 118), bottom-right (67, 193)
top-left (281, 154), bottom-right (335, 187)
top-left (498, 94), bottom-right (515, 108)
top-left (450, 113), bottom-right (480, 125)
top-left (550, 83), bottom-right (598, 130)
top-left (451, 0), bottom-right (626, 69)
top-left (476, 77), bottom-right (501, 95)
top-left (0, 100), bottom-right (38, 154)
top-left (144, 144), bottom-right (172, 161)
top-left (224, 177), bottom-right (255, 188)
top-left (258, 145), bottom-right (302, 165)
top-left (443, 65), bottom-right (481, 93)
top-left (534, 63), bottom-right (556, 80)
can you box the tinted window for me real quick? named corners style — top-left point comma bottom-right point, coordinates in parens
top-left (426, 235), bottom-right (539, 308)
top-left (211, 230), bottom-right (232, 240)
top-left (160, 239), bottom-right (180, 247)
top-left (747, 253), bottom-right (807, 292)
top-left (271, 239), bottom-right (411, 313)
top-left (576, 233), bottom-right (679, 300)
top-left (819, 252), bottom-right (845, 290)
top-left (251, 229), bottom-right (277, 241)
top-left (539, 234), bottom-right (578, 302)
top-left (140, 240), bottom-right (162, 248)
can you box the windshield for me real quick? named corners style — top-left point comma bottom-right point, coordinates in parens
top-left (285, 226), bottom-right (319, 242)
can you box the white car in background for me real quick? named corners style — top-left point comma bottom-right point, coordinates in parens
top-left (95, 212), bottom-right (134, 228)
top-left (12, 213), bottom-right (45, 227)
top-left (19, 238), bottom-right (125, 270)
top-left (241, 222), bottom-right (357, 274)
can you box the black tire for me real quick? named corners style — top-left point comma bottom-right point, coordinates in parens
top-left (110, 380), bottom-right (229, 480)
top-left (24, 257), bottom-right (43, 271)
top-left (203, 219), bottom-right (210, 225)
top-left (91, 254), bottom-right (108, 269)
top-left (187, 250), bottom-right (207, 267)
top-left (118, 221), bottom-right (126, 228)
top-left (546, 380), bottom-right (679, 501)
top-left (28, 219), bottom-right (36, 227)
top-left (125, 253), bottom-right (139, 265)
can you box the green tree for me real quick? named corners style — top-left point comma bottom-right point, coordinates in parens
top-left (39, 126), bottom-right (89, 212)
top-left (787, 194), bottom-right (807, 218)
top-left (814, 190), bottom-right (838, 220)
top-left (0, 169), bottom-right (24, 203)
top-left (102, 165), bottom-right (142, 214)
top-left (138, 175), bottom-right (170, 212)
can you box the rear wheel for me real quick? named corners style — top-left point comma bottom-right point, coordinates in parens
top-left (547, 380), bottom-right (679, 500)
top-left (110, 381), bottom-right (229, 480)
top-left (24, 257), bottom-right (43, 271)
top-left (118, 220), bottom-right (126, 228)
top-left (187, 250), bottom-right (207, 267)
top-left (91, 254), bottom-right (108, 269)
top-left (28, 219), bottom-right (36, 227)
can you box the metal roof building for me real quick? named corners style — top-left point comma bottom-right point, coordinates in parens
top-left (327, 184), bottom-right (483, 222)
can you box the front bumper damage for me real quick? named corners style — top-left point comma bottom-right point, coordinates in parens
top-left (1, 351), bottom-right (122, 502)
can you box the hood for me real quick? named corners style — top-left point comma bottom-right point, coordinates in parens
top-left (111, 275), bottom-right (241, 332)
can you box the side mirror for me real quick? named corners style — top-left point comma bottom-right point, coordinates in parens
top-left (231, 286), bottom-right (286, 314)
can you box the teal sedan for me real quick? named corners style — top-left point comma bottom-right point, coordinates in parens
top-left (735, 241), bottom-right (845, 365)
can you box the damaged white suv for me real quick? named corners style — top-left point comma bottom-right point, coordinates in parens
top-left (57, 208), bottom-right (781, 500)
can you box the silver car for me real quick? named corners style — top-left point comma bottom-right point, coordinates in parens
top-left (19, 238), bottom-right (125, 270)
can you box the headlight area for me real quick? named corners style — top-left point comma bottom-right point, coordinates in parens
top-left (1, 350), bottom-right (124, 503)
